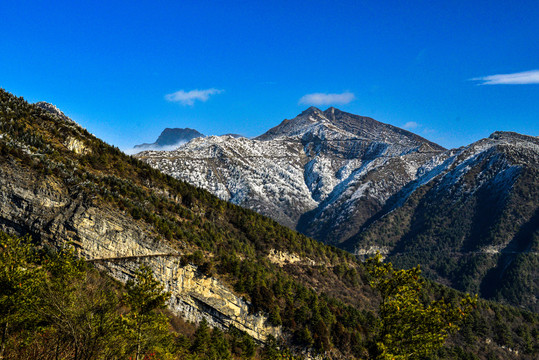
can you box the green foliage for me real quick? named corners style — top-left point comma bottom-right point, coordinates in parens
top-left (0, 232), bottom-right (308, 359)
top-left (367, 254), bottom-right (477, 359)
top-left (37, 254), bottom-right (122, 360)
top-left (123, 266), bottom-right (173, 360)
top-left (1, 89), bottom-right (538, 359)
top-left (355, 160), bottom-right (539, 312)
top-left (0, 233), bottom-right (46, 358)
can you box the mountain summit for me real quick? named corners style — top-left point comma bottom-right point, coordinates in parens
top-left (137, 108), bottom-right (444, 229)
top-left (136, 108), bottom-right (539, 311)
top-left (257, 107), bottom-right (444, 151)
top-left (34, 101), bottom-right (74, 124)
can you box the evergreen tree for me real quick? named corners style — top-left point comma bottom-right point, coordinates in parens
top-left (209, 327), bottom-right (231, 360)
top-left (0, 233), bottom-right (45, 358)
top-left (366, 254), bottom-right (477, 359)
top-left (191, 318), bottom-right (210, 356)
top-left (38, 252), bottom-right (120, 360)
top-left (123, 266), bottom-right (172, 360)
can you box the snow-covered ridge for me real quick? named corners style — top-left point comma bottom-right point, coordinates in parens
top-left (138, 135), bottom-right (317, 228)
top-left (356, 131), bottom-right (539, 240)
top-left (136, 106), bottom-right (539, 249)
top-left (136, 107), bottom-right (445, 241)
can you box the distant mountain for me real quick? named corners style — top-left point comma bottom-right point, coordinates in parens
top-left (133, 127), bottom-right (204, 151)
top-left (137, 107), bottom-right (539, 311)
top-left (258, 106), bottom-right (443, 151)
top-left (221, 133), bottom-right (245, 138)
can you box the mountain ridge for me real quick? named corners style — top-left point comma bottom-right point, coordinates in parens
top-left (137, 108), bottom-right (538, 311)
top-left (257, 106), bottom-right (445, 152)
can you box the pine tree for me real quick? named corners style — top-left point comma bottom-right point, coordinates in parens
top-left (366, 254), bottom-right (477, 359)
top-left (0, 233), bottom-right (45, 359)
top-left (191, 318), bottom-right (210, 356)
top-left (123, 266), bottom-right (172, 360)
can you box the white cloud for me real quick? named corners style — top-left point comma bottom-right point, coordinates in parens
top-left (123, 141), bottom-right (189, 155)
top-left (299, 92), bottom-right (355, 106)
top-left (403, 121), bottom-right (419, 130)
top-left (165, 88), bottom-right (223, 105)
top-left (470, 69), bottom-right (539, 85)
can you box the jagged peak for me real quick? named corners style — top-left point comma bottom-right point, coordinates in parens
top-left (34, 101), bottom-right (74, 124)
top-left (300, 106), bottom-right (323, 116)
top-left (133, 127), bottom-right (205, 150)
top-left (323, 106), bottom-right (339, 114)
top-left (257, 107), bottom-right (445, 150)
top-left (488, 131), bottom-right (538, 143)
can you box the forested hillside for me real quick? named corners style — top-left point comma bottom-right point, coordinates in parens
top-left (0, 89), bottom-right (537, 359)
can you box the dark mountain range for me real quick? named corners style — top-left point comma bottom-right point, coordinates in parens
top-left (136, 107), bottom-right (539, 312)
top-left (0, 90), bottom-right (538, 359)
top-left (133, 127), bottom-right (204, 151)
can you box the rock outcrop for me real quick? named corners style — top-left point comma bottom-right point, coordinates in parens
top-left (0, 161), bottom-right (280, 342)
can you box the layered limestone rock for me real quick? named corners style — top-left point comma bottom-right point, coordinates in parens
top-left (98, 259), bottom-right (281, 341)
top-left (0, 162), bottom-right (281, 342)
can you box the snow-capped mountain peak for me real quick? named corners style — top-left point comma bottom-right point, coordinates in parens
top-left (137, 108), bottom-right (445, 232)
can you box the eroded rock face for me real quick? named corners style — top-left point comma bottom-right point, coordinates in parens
top-left (0, 162), bottom-right (280, 342)
top-left (64, 137), bottom-right (90, 155)
top-left (99, 260), bottom-right (281, 341)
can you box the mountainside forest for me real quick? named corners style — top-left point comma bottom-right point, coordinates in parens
top-left (0, 88), bottom-right (538, 359)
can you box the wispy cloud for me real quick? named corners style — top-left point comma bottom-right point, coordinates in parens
top-left (123, 141), bottom-right (189, 155)
top-left (299, 92), bottom-right (355, 106)
top-left (403, 121), bottom-right (419, 130)
top-left (470, 69), bottom-right (539, 85)
top-left (165, 88), bottom-right (223, 105)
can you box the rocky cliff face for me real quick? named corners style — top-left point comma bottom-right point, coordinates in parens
top-left (0, 160), bottom-right (280, 342)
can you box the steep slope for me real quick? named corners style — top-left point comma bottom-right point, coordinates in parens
top-left (0, 89), bottom-right (383, 357)
top-left (138, 107), bottom-right (444, 237)
top-left (348, 131), bottom-right (539, 311)
top-left (138, 135), bottom-right (315, 228)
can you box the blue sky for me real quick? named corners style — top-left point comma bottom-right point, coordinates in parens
top-left (1, 1), bottom-right (537, 150)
